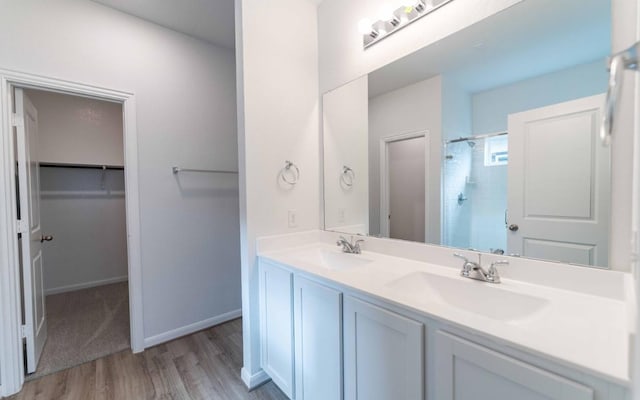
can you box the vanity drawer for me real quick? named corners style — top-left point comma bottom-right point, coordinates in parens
top-left (435, 331), bottom-right (593, 400)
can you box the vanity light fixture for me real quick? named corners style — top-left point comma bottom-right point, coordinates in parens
top-left (360, 0), bottom-right (454, 49)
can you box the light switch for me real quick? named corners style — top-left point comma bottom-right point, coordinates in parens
top-left (288, 210), bottom-right (298, 228)
top-left (338, 208), bottom-right (346, 223)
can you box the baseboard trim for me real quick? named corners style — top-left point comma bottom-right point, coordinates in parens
top-left (143, 309), bottom-right (242, 349)
top-left (44, 275), bottom-right (128, 295)
top-left (241, 367), bottom-right (271, 390)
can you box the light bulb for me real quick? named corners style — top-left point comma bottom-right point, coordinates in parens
top-left (423, 0), bottom-right (435, 11)
top-left (395, 6), bottom-right (413, 23)
top-left (358, 18), bottom-right (373, 35)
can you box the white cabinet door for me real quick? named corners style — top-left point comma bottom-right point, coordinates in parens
top-left (259, 261), bottom-right (294, 398)
top-left (435, 331), bottom-right (594, 400)
top-left (294, 276), bottom-right (343, 400)
top-left (344, 296), bottom-right (424, 400)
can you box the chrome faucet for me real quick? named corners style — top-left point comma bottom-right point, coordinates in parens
top-left (337, 236), bottom-right (364, 254)
top-left (453, 253), bottom-right (508, 284)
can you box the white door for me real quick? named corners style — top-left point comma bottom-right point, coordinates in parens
top-left (387, 136), bottom-right (426, 242)
top-left (507, 94), bottom-right (609, 266)
top-left (15, 88), bottom-right (48, 374)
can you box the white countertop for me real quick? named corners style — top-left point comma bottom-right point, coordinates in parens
top-left (259, 241), bottom-right (632, 387)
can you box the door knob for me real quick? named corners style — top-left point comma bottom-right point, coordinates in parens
top-left (40, 235), bottom-right (53, 243)
top-left (508, 224), bottom-right (519, 232)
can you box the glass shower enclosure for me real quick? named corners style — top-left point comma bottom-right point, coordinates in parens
top-left (442, 133), bottom-right (508, 254)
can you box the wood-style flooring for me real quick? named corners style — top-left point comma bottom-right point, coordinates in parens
top-left (9, 318), bottom-right (288, 400)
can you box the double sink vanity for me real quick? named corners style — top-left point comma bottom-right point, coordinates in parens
top-left (257, 231), bottom-right (632, 400)
top-left (255, 1), bottom-right (636, 399)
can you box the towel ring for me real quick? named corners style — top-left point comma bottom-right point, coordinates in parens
top-left (341, 166), bottom-right (355, 187)
top-left (281, 160), bottom-right (300, 185)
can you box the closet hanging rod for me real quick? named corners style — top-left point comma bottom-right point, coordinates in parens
top-left (445, 131), bottom-right (508, 144)
top-left (172, 166), bottom-right (238, 174)
top-left (39, 162), bottom-right (124, 170)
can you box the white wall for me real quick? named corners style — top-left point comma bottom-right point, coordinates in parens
top-left (40, 167), bottom-right (128, 294)
top-left (0, 0), bottom-right (241, 346)
top-left (472, 60), bottom-right (608, 134)
top-left (26, 89), bottom-right (124, 166)
top-left (441, 76), bottom-right (472, 141)
top-left (323, 76), bottom-right (369, 234)
top-left (369, 76), bottom-right (442, 242)
top-left (235, 0), bottom-right (320, 386)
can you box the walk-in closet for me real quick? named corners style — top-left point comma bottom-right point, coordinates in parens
top-left (18, 88), bottom-right (129, 379)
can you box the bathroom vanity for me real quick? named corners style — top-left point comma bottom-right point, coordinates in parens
top-left (256, 232), bottom-right (632, 400)
top-left (255, 0), bottom-right (637, 399)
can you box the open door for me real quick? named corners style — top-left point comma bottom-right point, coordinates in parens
top-left (387, 136), bottom-right (426, 242)
top-left (507, 94), bottom-right (610, 266)
top-left (15, 88), bottom-right (48, 373)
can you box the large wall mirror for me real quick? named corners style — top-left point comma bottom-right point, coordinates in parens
top-left (322, 0), bottom-right (613, 268)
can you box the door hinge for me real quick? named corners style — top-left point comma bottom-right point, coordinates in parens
top-left (16, 220), bottom-right (27, 234)
top-left (20, 325), bottom-right (28, 338)
top-left (11, 113), bottom-right (24, 127)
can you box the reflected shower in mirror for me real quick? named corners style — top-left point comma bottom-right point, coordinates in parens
top-left (322, 0), bottom-right (612, 268)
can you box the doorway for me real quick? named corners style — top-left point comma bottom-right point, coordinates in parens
top-left (0, 70), bottom-right (144, 396)
top-left (15, 88), bottom-right (130, 379)
top-left (380, 132), bottom-right (428, 242)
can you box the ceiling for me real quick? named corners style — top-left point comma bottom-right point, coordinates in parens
top-left (368, 0), bottom-right (611, 97)
top-left (92, 0), bottom-right (236, 49)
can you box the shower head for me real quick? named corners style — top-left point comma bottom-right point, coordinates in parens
top-left (467, 141), bottom-right (476, 148)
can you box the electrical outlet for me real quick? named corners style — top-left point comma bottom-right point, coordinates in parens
top-left (338, 208), bottom-right (346, 223)
top-left (288, 210), bottom-right (298, 228)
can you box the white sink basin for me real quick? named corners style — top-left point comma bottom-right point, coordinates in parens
top-left (289, 247), bottom-right (374, 271)
top-left (386, 271), bottom-right (549, 323)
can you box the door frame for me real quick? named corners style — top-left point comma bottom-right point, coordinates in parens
top-left (0, 69), bottom-right (144, 396)
top-left (379, 130), bottom-right (429, 240)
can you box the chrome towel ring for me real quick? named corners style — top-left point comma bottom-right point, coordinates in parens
top-left (341, 166), bottom-right (355, 187)
top-left (281, 160), bottom-right (300, 185)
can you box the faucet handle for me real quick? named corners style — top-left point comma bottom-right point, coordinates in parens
top-left (488, 260), bottom-right (509, 283)
top-left (353, 238), bottom-right (365, 254)
top-left (337, 236), bottom-right (349, 249)
top-left (453, 253), bottom-right (469, 263)
top-left (489, 260), bottom-right (509, 272)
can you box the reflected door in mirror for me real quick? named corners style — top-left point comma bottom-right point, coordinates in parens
top-left (507, 94), bottom-right (610, 266)
top-left (385, 136), bottom-right (426, 242)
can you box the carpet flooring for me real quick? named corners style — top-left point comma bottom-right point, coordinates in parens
top-left (27, 282), bottom-right (130, 380)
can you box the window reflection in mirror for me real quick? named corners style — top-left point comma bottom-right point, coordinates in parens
top-left (322, 0), bottom-right (612, 268)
